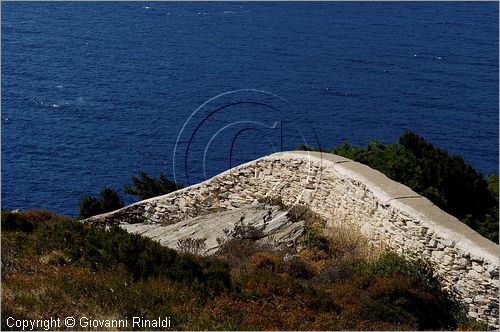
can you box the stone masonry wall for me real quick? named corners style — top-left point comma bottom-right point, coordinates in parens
top-left (88, 151), bottom-right (499, 327)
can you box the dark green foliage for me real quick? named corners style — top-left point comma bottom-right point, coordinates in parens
top-left (79, 172), bottom-right (182, 219)
top-left (487, 175), bottom-right (499, 199)
top-left (199, 258), bottom-right (232, 294)
top-left (354, 252), bottom-right (459, 330)
top-left (1, 210), bottom-right (34, 232)
top-left (99, 187), bottom-right (124, 212)
top-left (288, 257), bottom-right (314, 280)
top-left (79, 187), bottom-right (124, 219)
top-left (357, 252), bottom-right (444, 296)
top-left (306, 288), bottom-right (340, 312)
top-left (2, 210), bottom-right (230, 290)
top-left (1, 209), bottom-right (67, 233)
top-left (297, 224), bottom-right (330, 252)
top-left (124, 171), bottom-right (183, 200)
top-left (327, 130), bottom-right (498, 242)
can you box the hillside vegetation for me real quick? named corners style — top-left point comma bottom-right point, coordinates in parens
top-left (79, 172), bottom-right (183, 219)
top-left (2, 209), bottom-right (488, 330)
top-left (298, 130), bottom-right (499, 243)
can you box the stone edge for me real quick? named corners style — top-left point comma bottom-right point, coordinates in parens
top-left (86, 150), bottom-right (499, 265)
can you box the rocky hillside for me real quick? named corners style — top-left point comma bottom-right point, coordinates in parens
top-left (121, 202), bottom-right (304, 256)
top-left (3, 207), bottom-right (490, 330)
top-left (85, 151), bottom-right (499, 327)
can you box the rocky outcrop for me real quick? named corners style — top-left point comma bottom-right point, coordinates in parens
top-left (121, 203), bottom-right (304, 256)
top-left (86, 151), bottom-right (499, 327)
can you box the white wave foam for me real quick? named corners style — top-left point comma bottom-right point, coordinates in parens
top-left (30, 98), bottom-right (63, 109)
top-left (413, 53), bottom-right (444, 61)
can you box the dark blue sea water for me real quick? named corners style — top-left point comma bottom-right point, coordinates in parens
top-left (2, 2), bottom-right (498, 217)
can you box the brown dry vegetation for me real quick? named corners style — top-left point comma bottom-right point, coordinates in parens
top-left (1, 209), bottom-right (489, 331)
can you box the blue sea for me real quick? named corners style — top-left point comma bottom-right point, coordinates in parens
top-left (2, 2), bottom-right (498, 217)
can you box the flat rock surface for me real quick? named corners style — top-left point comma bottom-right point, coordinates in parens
top-left (120, 203), bottom-right (304, 255)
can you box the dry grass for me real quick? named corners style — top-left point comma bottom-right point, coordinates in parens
top-left (1, 209), bottom-right (490, 331)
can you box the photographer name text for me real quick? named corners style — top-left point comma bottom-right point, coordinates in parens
top-left (6, 316), bottom-right (172, 330)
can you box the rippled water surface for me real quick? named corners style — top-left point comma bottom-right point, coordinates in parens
top-left (2, 2), bottom-right (498, 216)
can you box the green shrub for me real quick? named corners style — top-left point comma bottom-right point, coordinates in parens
top-left (297, 224), bottom-right (330, 252)
top-left (354, 252), bottom-right (459, 329)
top-left (1, 209), bottom-right (68, 233)
top-left (79, 187), bottom-right (124, 219)
top-left (10, 211), bottom-right (230, 291)
top-left (356, 252), bottom-right (439, 290)
top-left (1, 210), bottom-right (34, 232)
top-left (177, 237), bottom-right (207, 255)
top-left (124, 171), bottom-right (183, 200)
top-left (288, 257), bottom-right (314, 280)
top-left (305, 288), bottom-right (340, 312)
top-left (199, 258), bottom-right (231, 294)
top-left (487, 175), bottom-right (499, 199)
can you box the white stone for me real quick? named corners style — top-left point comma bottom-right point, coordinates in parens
top-left (467, 270), bottom-right (482, 279)
top-left (457, 257), bottom-right (469, 268)
top-left (474, 295), bottom-right (489, 305)
top-left (442, 254), bottom-right (454, 266)
top-left (432, 250), bottom-right (445, 261)
top-left (428, 239), bottom-right (437, 248)
top-left (472, 262), bottom-right (485, 274)
top-left (487, 266), bottom-right (499, 278)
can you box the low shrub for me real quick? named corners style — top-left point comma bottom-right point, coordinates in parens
top-left (287, 256), bottom-right (315, 280)
top-left (353, 252), bottom-right (460, 329)
top-left (1, 209), bottom-right (67, 233)
top-left (177, 237), bottom-right (207, 255)
top-left (124, 171), bottom-right (183, 200)
top-left (1, 210), bottom-right (34, 232)
top-left (217, 237), bottom-right (274, 270)
top-left (2, 210), bottom-right (230, 290)
top-left (315, 260), bottom-right (354, 283)
top-left (298, 224), bottom-right (330, 252)
top-left (79, 187), bottom-right (124, 219)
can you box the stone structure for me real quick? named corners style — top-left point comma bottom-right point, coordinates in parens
top-left (87, 151), bottom-right (499, 326)
top-left (121, 204), bottom-right (304, 256)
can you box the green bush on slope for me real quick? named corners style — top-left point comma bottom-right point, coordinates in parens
top-left (2, 210), bottom-right (230, 289)
top-left (124, 171), bottom-right (183, 200)
top-left (79, 187), bottom-right (124, 219)
top-left (79, 172), bottom-right (183, 219)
